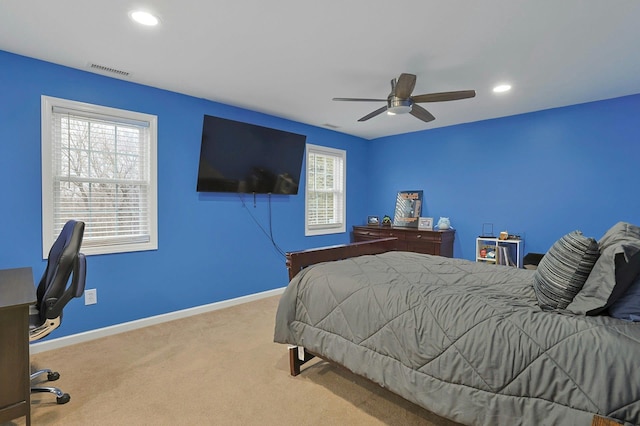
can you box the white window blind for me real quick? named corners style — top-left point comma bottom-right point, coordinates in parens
top-left (305, 144), bottom-right (346, 236)
top-left (42, 96), bottom-right (158, 256)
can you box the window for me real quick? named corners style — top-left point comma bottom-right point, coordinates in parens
top-left (41, 96), bottom-right (158, 257)
top-left (305, 144), bottom-right (346, 236)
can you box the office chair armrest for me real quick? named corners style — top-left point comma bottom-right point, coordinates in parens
top-left (74, 254), bottom-right (87, 298)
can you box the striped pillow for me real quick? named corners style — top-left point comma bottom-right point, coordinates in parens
top-left (533, 231), bottom-right (600, 310)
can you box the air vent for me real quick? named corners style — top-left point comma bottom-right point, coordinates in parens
top-left (88, 63), bottom-right (130, 77)
top-left (323, 123), bottom-right (340, 129)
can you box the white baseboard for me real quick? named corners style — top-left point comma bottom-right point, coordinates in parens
top-left (30, 287), bottom-right (286, 354)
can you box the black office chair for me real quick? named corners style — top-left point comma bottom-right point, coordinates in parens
top-left (29, 220), bottom-right (87, 404)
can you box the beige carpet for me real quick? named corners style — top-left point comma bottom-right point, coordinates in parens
top-left (4, 295), bottom-right (461, 426)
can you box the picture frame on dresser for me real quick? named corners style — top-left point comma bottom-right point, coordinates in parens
top-left (367, 215), bottom-right (379, 225)
top-left (418, 217), bottom-right (433, 230)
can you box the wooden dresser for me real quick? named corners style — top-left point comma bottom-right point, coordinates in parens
top-left (352, 225), bottom-right (455, 257)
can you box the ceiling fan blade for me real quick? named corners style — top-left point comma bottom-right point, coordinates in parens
top-left (332, 97), bottom-right (387, 102)
top-left (394, 73), bottom-right (417, 98)
top-left (412, 90), bottom-right (476, 103)
top-left (410, 104), bottom-right (436, 123)
top-left (358, 105), bottom-right (388, 122)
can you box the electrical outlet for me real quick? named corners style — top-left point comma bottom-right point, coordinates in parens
top-left (85, 288), bottom-right (97, 305)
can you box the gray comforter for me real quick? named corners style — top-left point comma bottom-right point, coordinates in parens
top-left (274, 251), bottom-right (640, 426)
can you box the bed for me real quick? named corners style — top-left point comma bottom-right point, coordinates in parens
top-left (274, 224), bottom-right (640, 426)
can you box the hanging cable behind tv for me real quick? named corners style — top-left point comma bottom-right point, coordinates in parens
top-left (239, 192), bottom-right (285, 258)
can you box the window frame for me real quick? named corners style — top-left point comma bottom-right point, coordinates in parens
top-left (304, 143), bottom-right (346, 236)
top-left (41, 95), bottom-right (158, 257)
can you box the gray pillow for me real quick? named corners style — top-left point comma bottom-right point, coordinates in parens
top-left (608, 273), bottom-right (640, 321)
top-left (598, 221), bottom-right (640, 246)
top-left (533, 230), bottom-right (600, 310)
top-left (567, 222), bottom-right (640, 315)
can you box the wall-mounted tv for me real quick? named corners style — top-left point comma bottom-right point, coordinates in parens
top-left (196, 115), bottom-right (307, 194)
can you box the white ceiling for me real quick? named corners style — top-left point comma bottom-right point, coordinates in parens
top-left (1, 1), bottom-right (640, 140)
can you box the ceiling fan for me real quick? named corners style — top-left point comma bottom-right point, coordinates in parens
top-left (333, 73), bottom-right (476, 123)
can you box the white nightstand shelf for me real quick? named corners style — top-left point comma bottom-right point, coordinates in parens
top-left (476, 237), bottom-right (524, 268)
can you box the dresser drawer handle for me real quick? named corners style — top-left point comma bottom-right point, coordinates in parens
top-left (416, 235), bottom-right (421, 238)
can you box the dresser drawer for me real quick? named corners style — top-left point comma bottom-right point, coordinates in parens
top-left (352, 227), bottom-right (382, 240)
top-left (353, 227), bottom-right (406, 240)
top-left (406, 241), bottom-right (438, 255)
top-left (374, 229), bottom-right (406, 240)
top-left (404, 231), bottom-right (442, 244)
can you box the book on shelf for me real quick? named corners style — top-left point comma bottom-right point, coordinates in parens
top-left (499, 245), bottom-right (516, 267)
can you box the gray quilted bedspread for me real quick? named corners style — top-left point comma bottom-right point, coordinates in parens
top-left (274, 251), bottom-right (640, 426)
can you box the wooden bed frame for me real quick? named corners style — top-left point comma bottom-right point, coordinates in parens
top-left (283, 238), bottom-right (620, 426)
top-left (285, 237), bottom-right (397, 281)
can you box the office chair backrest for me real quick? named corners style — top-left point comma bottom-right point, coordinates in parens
top-left (34, 220), bottom-right (87, 327)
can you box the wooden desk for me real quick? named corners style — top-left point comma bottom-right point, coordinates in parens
top-left (0, 267), bottom-right (35, 426)
top-left (352, 225), bottom-right (455, 257)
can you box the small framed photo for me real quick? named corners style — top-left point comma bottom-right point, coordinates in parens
top-left (418, 217), bottom-right (433, 230)
top-left (367, 215), bottom-right (380, 225)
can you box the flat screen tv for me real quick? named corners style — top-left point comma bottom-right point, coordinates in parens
top-left (196, 115), bottom-right (307, 194)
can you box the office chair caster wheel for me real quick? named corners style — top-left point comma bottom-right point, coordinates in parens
top-left (56, 393), bottom-right (70, 404)
top-left (48, 371), bottom-right (60, 381)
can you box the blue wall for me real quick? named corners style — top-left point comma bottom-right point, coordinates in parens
top-left (3, 48), bottom-right (640, 340)
top-left (0, 50), bottom-right (369, 338)
top-left (368, 94), bottom-right (640, 259)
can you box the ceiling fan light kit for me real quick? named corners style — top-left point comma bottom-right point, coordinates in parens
top-left (333, 73), bottom-right (476, 123)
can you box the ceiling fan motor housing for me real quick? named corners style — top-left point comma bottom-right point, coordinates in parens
top-left (387, 97), bottom-right (413, 114)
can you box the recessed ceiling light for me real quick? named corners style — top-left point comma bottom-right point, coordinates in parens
top-left (129, 10), bottom-right (160, 26)
top-left (493, 84), bottom-right (512, 93)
